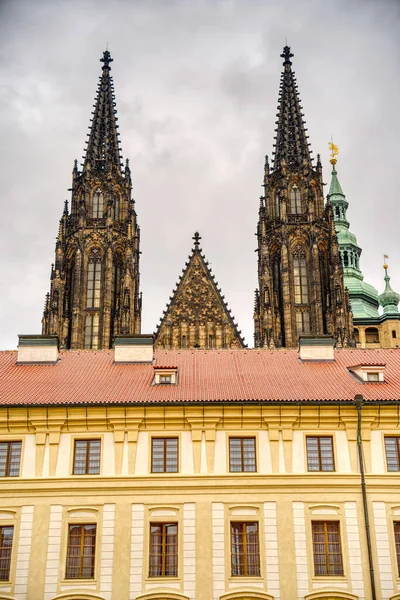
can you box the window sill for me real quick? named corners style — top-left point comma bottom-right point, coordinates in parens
top-left (311, 575), bottom-right (347, 581)
top-left (146, 576), bottom-right (180, 581)
top-left (229, 575), bottom-right (263, 581)
top-left (62, 578), bottom-right (96, 584)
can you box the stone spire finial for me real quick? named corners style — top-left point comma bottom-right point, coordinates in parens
top-left (193, 232), bottom-right (201, 248)
top-left (100, 49), bottom-right (113, 70)
top-left (281, 45), bottom-right (294, 66)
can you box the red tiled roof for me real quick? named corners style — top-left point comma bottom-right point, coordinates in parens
top-left (0, 349), bottom-right (399, 406)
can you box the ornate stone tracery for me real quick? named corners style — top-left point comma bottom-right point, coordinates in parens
top-left (155, 233), bottom-right (244, 350)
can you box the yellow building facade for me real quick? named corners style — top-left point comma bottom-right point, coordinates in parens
top-left (0, 338), bottom-right (400, 600)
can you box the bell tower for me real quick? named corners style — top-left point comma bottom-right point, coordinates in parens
top-left (254, 47), bottom-right (353, 348)
top-left (42, 50), bottom-right (141, 349)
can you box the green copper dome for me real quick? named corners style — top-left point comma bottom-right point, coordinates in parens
top-left (379, 265), bottom-right (400, 315)
top-left (329, 158), bottom-right (379, 319)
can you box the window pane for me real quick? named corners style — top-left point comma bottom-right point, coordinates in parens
top-left (385, 438), bottom-right (400, 471)
top-left (149, 523), bottom-right (178, 577)
top-left (66, 524), bottom-right (96, 579)
top-left (152, 438), bottom-right (178, 473)
top-left (229, 438), bottom-right (256, 472)
top-left (0, 526), bottom-right (13, 580)
top-left (73, 440), bottom-right (100, 475)
top-left (394, 522), bottom-right (400, 575)
top-left (312, 521), bottom-right (343, 576)
top-left (0, 442), bottom-right (21, 477)
top-left (231, 522), bottom-right (260, 576)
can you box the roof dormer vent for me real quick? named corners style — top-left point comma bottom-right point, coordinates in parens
top-left (114, 335), bottom-right (153, 364)
top-left (153, 366), bottom-right (178, 385)
top-left (299, 335), bottom-right (334, 362)
top-left (348, 363), bottom-right (386, 382)
top-left (17, 335), bottom-right (59, 364)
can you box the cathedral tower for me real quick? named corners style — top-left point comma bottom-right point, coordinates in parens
top-left (254, 47), bottom-right (353, 348)
top-left (42, 51), bottom-right (141, 349)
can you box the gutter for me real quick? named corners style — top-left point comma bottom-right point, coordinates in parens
top-left (355, 394), bottom-right (377, 600)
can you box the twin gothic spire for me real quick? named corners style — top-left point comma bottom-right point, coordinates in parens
top-left (42, 50), bottom-right (141, 349)
top-left (42, 47), bottom-right (354, 349)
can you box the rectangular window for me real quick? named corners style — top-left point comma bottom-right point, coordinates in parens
top-left (395, 522), bottom-right (400, 575)
top-left (296, 311), bottom-right (310, 335)
top-left (159, 375), bottom-right (172, 384)
top-left (231, 522), bottom-right (260, 576)
top-left (65, 524), bottom-right (96, 579)
top-left (0, 441), bottom-right (22, 477)
top-left (84, 313), bottom-right (100, 349)
top-left (0, 526), bottom-right (13, 580)
top-left (312, 521), bottom-right (343, 576)
top-left (306, 437), bottom-right (334, 471)
top-left (293, 256), bottom-right (309, 304)
top-left (86, 261), bottom-right (101, 309)
top-left (73, 439), bottom-right (101, 475)
top-left (384, 437), bottom-right (400, 471)
top-left (149, 523), bottom-right (178, 577)
top-left (151, 438), bottom-right (178, 473)
top-left (229, 438), bottom-right (256, 472)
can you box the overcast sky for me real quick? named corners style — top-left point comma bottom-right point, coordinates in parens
top-left (0, 0), bottom-right (399, 349)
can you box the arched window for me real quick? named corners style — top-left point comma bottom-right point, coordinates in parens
top-left (290, 185), bottom-right (301, 214)
top-left (365, 327), bottom-right (379, 344)
top-left (113, 194), bottom-right (120, 220)
top-left (293, 253), bottom-right (309, 304)
top-left (343, 251), bottom-right (348, 267)
top-left (275, 192), bottom-right (280, 218)
top-left (86, 254), bottom-right (101, 309)
top-left (182, 335), bottom-right (187, 348)
top-left (354, 328), bottom-right (360, 344)
top-left (92, 190), bottom-right (104, 218)
top-left (392, 330), bottom-right (397, 339)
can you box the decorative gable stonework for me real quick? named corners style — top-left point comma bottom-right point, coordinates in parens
top-left (155, 233), bottom-right (245, 350)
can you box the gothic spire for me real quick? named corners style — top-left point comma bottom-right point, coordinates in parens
top-left (272, 46), bottom-right (312, 170)
top-left (83, 50), bottom-right (123, 174)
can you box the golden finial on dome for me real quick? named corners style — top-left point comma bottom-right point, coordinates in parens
top-left (383, 254), bottom-right (389, 271)
top-left (329, 139), bottom-right (339, 165)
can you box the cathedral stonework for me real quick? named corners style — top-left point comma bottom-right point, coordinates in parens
top-left (253, 47), bottom-right (353, 349)
top-left (155, 233), bottom-right (245, 349)
top-left (42, 51), bottom-right (141, 349)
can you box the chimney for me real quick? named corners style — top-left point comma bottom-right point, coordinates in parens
top-left (299, 335), bottom-right (334, 361)
top-left (17, 335), bottom-right (59, 364)
top-left (114, 335), bottom-right (154, 363)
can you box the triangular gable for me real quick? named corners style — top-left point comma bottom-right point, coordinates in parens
top-left (154, 233), bottom-right (245, 349)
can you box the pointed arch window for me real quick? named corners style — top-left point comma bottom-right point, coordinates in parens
top-left (293, 253), bottom-right (309, 304)
top-left (112, 258), bottom-right (122, 313)
top-left (275, 192), bottom-right (280, 218)
top-left (92, 189), bottom-right (104, 219)
top-left (86, 253), bottom-right (102, 308)
top-left (85, 314), bottom-right (100, 349)
top-left (296, 311), bottom-right (310, 335)
top-left (113, 194), bottom-right (120, 220)
top-left (290, 185), bottom-right (301, 214)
